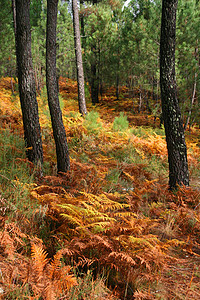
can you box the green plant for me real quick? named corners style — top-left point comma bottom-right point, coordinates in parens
top-left (0, 129), bottom-right (39, 217)
top-left (84, 111), bottom-right (102, 134)
top-left (69, 271), bottom-right (115, 299)
top-left (112, 112), bottom-right (129, 132)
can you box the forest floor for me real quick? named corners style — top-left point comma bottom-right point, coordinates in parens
top-left (0, 77), bottom-right (200, 299)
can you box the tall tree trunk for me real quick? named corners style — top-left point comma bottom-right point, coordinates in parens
top-left (80, 0), bottom-right (85, 47)
top-left (12, 0), bottom-right (17, 47)
top-left (72, 0), bottom-right (87, 116)
top-left (90, 0), bottom-right (99, 105)
top-left (15, 0), bottom-right (43, 165)
top-left (91, 56), bottom-right (99, 104)
top-left (160, 0), bottom-right (189, 189)
top-left (46, 0), bottom-right (70, 172)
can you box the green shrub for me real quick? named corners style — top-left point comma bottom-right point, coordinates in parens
top-left (84, 111), bottom-right (102, 134)
top-left (112, 112), bottom-right (129, 132)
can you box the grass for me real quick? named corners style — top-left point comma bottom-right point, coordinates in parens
top-left (0, 129), bottom-right (36, 212)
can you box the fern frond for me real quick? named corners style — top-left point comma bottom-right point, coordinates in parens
top-left (59, 203), bottom-right (84, 218)
top-left (60, 213), bottom-right (83, 226)
top-left (106, 252), bottom-right (136, 270)
top-left (113, 211), bottom-right (137, 218)
top-left (128, 235), bottom-right (160, 250)
top-left (48, 250), bottom-right (63, 281)
top-left (31, 243), bottom-right (49, 277)
top-left (81, 192), bottom-right (130, 212)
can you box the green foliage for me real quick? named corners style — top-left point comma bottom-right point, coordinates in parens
top-left (0, 0), bottom-right (16, 77)
top-left (30, 0), bottom-right (43, 27)
top-left (131, 126), bottom-right (165, 138)
top-left (112, 112), bottom-right (129, 132)
top-left (57, 2), bottom-right (75, 77)
top-left (0, 129), bottom-right (38, 216)
top-left (105, 168), bottom-right (121, 185)
top-left (84, 111), bottom-right (102, 134)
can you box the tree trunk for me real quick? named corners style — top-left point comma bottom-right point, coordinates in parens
top-left (15, 0), bottom-right (43, 165)
top-left (72, 0), bottom-right (87, 116)
top-left (46, 0), bottom-right (70, 172)
top-left (91, 48), bottom-right (99, 105)
top-left (90, 0), bottom-right (99, 105)
top-left (184, 72), bottom-right (197, 131)
top-left (116, 50), bottom-right (120, 101)
top-left (80, 0), bottom-right (85, 47)
top-left (160, 0), bottom-right (189, 189)
top-left (12, 0), bottom-right (17, 54)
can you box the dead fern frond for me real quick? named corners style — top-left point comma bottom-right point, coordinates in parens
top-left (31, 243), bottom-right (49, 278)
top-left (106, 252), bottom-right (136, 271)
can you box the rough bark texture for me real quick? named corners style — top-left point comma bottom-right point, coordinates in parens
top-left (15, 0), bottom-right (43, 164)
top-left (46, 0), bottom-right (70, 172)
top-left (160, 0), bottom-right (189, 189)
top-left (72, 0), bottom-right (87, 116)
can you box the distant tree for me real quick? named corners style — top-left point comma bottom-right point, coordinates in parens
top-left (90, 0), bottom-right (99, 104)
top-left (15, 0), bottom-right (43, 165)
top-left (30, 0), bottom-right (42, 27)
top-left (72, 0), bottom-right (87, 116)
top-left (176, 0), bottom-right (200, 127)
top-left (160, 0), bottom-right (189, 189)
top-left (0, 0), bottom-right (16, 77)
top-left (46, 0), bottom-right (70, 172)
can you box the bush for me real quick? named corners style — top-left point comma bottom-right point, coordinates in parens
top-left (112, 112), bottom-right (129, 132)
top-left (84, 111), bottom-right (102, 134)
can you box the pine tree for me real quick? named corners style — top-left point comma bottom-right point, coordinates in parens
top-left (72, 0), bottom-right (87, 116)
top-left (15, 0), bottom-right (43, 165)
top-left (46, 0), bottom-right (70, 172)
top-left (160, 0), bottom-right (189, 189)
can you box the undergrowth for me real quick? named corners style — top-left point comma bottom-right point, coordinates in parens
top-left (0, 77), bottom-right (200, 299)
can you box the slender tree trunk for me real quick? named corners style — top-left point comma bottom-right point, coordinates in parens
top-left (116, 74), bottom-right (119, 101)
top-left (91, 56), bottom-right (99, 104)
top-left (12, 0), bottom-right (18, 78)
top-left (138, 86), bottom-right (142, 113)
top-left (15, 0), bottom-right (43, 165)
top-left (116, 49), bottom-right (120, 101)
top-left (184, 72), bottom-right (197, 131)
top-left (46, 0), bottom-right (70, 172)
top-left (90, 0), bottom-right (99, 105)
top-left (160, 0), bottom-right (189, 189)
top-left (80, 0), bottom-right (85, 47)
top-left (12, 0), bottom-right (17, 46)
top-left (72, 0), bottom-right (87, 116)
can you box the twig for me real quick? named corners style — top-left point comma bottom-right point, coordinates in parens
top-left (0, 174), bottom-right (17, 189)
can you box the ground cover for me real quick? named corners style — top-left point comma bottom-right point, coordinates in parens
top-left (0, 77), bottom-right (200, 299)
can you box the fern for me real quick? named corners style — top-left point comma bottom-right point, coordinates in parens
top-left (31, 243), bottom-right (49, 279)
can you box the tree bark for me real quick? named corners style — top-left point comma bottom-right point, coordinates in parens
top-left (15, 0), bottom-right (43, 165)
top-left (160, 0), bottom-right (189, 189)
top-left (72, 0), bottom-right (87, 116)
top-left (46, 0), bottom-right (70, 172)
